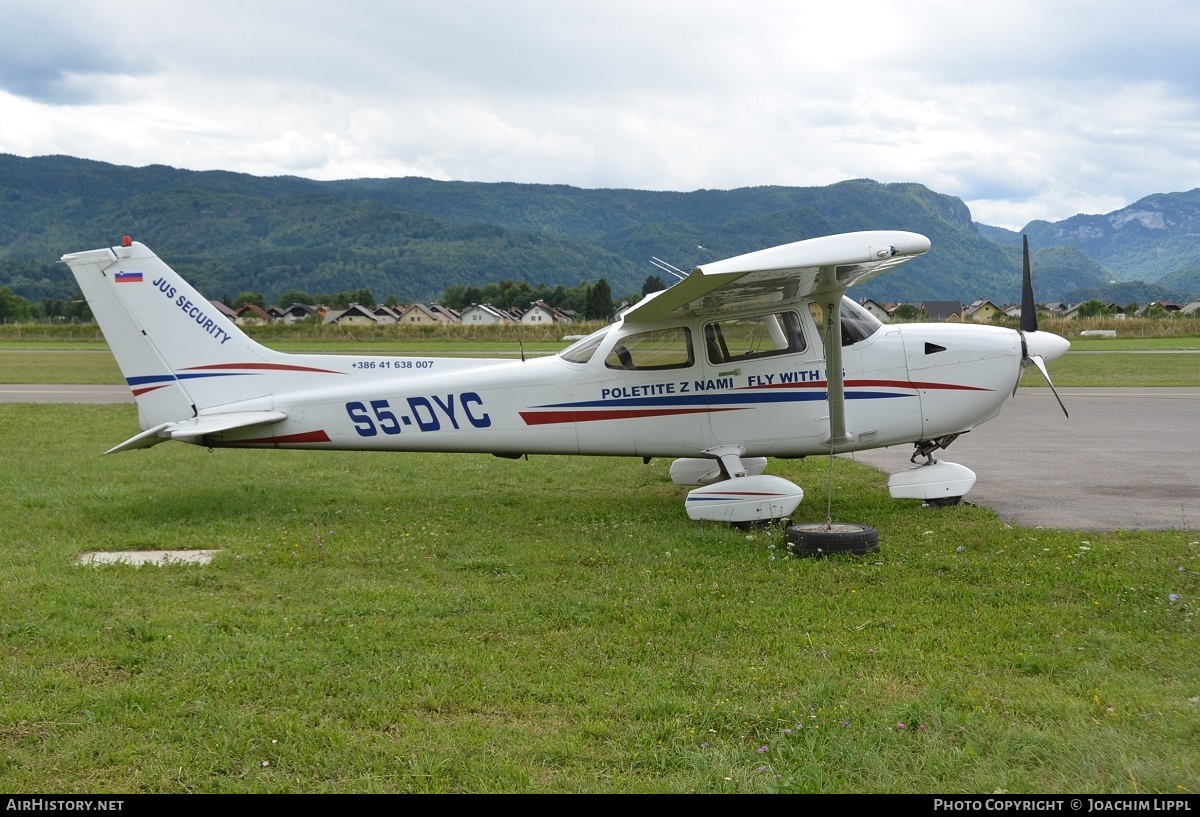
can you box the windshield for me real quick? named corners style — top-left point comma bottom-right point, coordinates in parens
top-left (809, 297), bottom-right (883, 346)
top-left (839, 297), bottom-right (882, 344)
top-left (558, 326), bottom-right (611, 364)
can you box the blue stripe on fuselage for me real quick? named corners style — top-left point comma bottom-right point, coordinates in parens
top-left (125, 372), bottom-right (258, 387)
top-left (533, 390), bottom-right (914, 410)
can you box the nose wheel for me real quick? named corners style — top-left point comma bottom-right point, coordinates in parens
top-left (910, 433), bottom-right (962, 465)
top-left (888, 436), bottom-right (977, 505)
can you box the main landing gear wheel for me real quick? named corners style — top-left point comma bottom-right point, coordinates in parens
top-left (786, 522), bottom-right (879, 557)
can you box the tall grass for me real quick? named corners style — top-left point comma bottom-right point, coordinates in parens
top-left (1040, 315), bottom-right (1200, 339)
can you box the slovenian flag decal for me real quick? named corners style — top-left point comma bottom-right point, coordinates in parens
top-left (114, 271), bottom-right (143, 283)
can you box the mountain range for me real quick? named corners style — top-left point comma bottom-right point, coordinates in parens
top-left (2, 153), bottom-right (1198, 307)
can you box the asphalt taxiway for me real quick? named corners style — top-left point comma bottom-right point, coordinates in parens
top-left (0, 384), bottom-right (131, 403)
top-left (846, 388), bottom-right (1200, 532)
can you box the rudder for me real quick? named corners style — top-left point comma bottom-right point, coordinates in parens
top-left (61, 239), bottom-right (278, 428)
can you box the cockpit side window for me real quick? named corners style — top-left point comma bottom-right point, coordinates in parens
top-left (604, 326), bottom-right (694, 371)
top-left (703, 311), bottom-right (807, 365)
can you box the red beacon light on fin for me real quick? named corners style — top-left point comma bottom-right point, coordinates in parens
top-left (122, 235), bottom-right (132, 247)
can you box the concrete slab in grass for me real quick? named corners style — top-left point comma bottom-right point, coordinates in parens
top-left (78, 550), bottom-right (219, 567)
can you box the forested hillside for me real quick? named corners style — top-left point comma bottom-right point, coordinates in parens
top-left (2, 154), bottom-right (1197, 306)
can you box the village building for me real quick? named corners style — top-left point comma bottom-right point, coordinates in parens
top-left (234, 303), bottom-right (272, 326)
top-left (324, 304), bottom-right (377, 326)
top-left (371, 305), bottom-right (402, 325)
top-left (1134, 301), bottom-right (1183, 317)
top-left (1059, 301), bottom-right (1127, 320)
top-left (964, 299), bottom-right (1005, 322)
top-left (429, 304), bottom-right (461, 324)
top-left (520, 300), bottom-right (573, 325)
top-left (268, 303), bottom-right (321, 324)
top-left (921, 301), bottom-right (963, 321)
top-left (1005, 303), bottom-right (1058, 321)
top-left (858, 298), bottom-right (891, 323)
top-left (460, 303), bottom-right (514, 325)
top-left (397, 303), bottom-right (440, 325)
top-left (210, 301), bottom-right (239, 320)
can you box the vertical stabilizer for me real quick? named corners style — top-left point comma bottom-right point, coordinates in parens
top-left (61, 240), bottom-right (278, 428)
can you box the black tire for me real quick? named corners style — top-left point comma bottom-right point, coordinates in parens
top-left (786, 522), bottom-right (879, 557)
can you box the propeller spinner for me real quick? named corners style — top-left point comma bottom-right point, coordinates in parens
top-left (1016, 235), bottom-right (1070, 417)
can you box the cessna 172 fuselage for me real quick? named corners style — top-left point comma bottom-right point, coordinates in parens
top-left (62, 230), bottom-right (1068, 525)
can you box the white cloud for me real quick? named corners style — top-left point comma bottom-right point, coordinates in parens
top-left (1, 0), bottom-right (1199, 229)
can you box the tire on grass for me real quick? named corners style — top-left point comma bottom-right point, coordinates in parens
top-left (786, 522), bottom-right (879, 557)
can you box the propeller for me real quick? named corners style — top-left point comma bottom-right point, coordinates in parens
top-left (1016, 235), bottom-right (1070, 417)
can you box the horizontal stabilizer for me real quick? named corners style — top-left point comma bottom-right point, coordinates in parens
top-left (104, 411), bottom-right (288, 454)
top-left (105, 422), bottom-right (175, 454)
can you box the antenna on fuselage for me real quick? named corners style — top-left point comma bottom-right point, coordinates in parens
top-left (650, 257), bottom-right (688, 282)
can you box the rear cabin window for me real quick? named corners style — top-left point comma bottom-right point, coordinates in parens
top-left (703, 311), bottom-right (807, 365)
top-left (604, 327), bottom-right (694, 371)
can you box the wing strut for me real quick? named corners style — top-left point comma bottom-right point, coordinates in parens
top-left (818, 269), bottom-right (853, 450)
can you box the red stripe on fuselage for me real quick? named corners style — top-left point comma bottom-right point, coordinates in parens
top-left (520, 407), bottom-right (742, 425)
top-left (859, 378), bottom-right (991, 392)
top-left (181, 362), bottom-right (344, 374)
top-left (226, 430), bottom-right (332, 445)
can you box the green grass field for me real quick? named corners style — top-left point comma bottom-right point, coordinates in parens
top-left (0, 336), bottom-right (1197, 793)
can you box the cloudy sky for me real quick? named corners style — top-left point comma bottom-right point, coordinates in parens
top-left (2, 0), bottom-right (1199, 230)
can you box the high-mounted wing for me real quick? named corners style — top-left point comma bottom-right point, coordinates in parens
top-left (618, 230), bottom-right (930, 453)
top-left (620, 230), bottom-right (930, 324)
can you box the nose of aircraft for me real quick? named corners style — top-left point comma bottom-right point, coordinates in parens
top-left (1023, 330), bottom-right (1070, 363)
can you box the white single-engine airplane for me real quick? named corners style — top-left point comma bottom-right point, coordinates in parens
top-left (62, 231), bottom-right (1068, 530)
